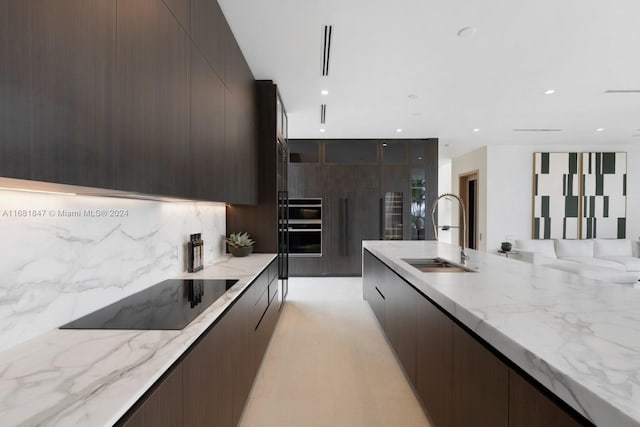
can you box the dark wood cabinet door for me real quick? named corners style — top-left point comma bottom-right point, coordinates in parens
top-left (182, 323), bottom-right (232, 427)
top-left (453, 324), bottom-right (508, 427)
top-left (227, 288), bottom-right (256, 426)
top-left (362, 250), bottom-right (376, 301)
top-left (120, 364), bottom-right (183, 427)
top-left (382, 267), bottom-right (416, 384)
top-left (396, 276), bottom-right (417, 384)
top-left (163, 0), bottom-right (190, 34)
top-left (0, 0), bottom-right (116, 188)
top-left (115, 0), bottom-right (190, 196)
top-left (509, 369), bottom-right (584, 427)
top-left (190, 47), bottom-right (225, 200)
top-left (255, 287), bottom-right (280, 371)
top-left (363, 250), bottom-right (386, 327)
top-left (417, 296), bottom-right (453, 427)
top-left (224, 88), bottom-right (257, 205)
top-left (191, 0), bottom-right (226, 79)
top-left (323, 165), bottom-right (379, 275)
top-left (382, 267), bottom-right (398, 350)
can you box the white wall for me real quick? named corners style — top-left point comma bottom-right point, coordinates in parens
top-left (0, 190), bottom-right (226, 351)
top-left (484, 144), bottom-right (639, 253)
top-left (437, 161), bottom-right (453, 244)
top-left (450, 146), bottom-right (488, 251)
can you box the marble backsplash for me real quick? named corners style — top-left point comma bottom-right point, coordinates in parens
top-left (0, 189), bottom-right (226, 352)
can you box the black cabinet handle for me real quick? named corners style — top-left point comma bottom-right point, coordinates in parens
top-left (340, 198), bottom-right (349, 256)
top-left (375, 286), bottom-right (385, 300)
top-left (379, 197), bottom-right (384, 239)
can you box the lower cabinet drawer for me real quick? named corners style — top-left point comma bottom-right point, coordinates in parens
top-left (254, 287), bottom-right (269, 329)
top-left (255, 288), bottom-right (279, 370)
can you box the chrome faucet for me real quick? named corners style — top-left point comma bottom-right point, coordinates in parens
top-left (430, 193), bottom-right (468, 263)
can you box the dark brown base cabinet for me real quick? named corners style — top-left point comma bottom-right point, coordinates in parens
top-left (117, 259), bottom-right (280, 427)
top-left (362, 250), bottom-right (592, 427)
top-left (120, 365), bottom-right (184, 427)
top-left (416, 295), bottom-right (453, 427)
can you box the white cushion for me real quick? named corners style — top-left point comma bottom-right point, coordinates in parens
top-left (598, 256), bottom-right (640, 272)
top-left (594, 239), bottom-right (632, 257)
top-left (554, 239), bottom-right (594, 258)
top-left (543, 263), bottom-right (638, 284)
top-left (561, 256), bottom-right (627, 271)
top-left (514, 239), bottom-right (557, 259)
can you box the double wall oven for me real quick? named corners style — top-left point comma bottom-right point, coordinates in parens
top-left (288, 198), bottom-right (322, 256)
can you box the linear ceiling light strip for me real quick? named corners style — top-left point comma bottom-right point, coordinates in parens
top-left (512, 129), bottom-right (563, 132)
top-left (322, 25), bottom-right (332, 76)
top-left (604, 90), bottom-right (640, 93)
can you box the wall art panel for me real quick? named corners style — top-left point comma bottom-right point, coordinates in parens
top-left (533, 152), bottom-right (580, 239)
top-left (581, 152), bottom-right (627, 238)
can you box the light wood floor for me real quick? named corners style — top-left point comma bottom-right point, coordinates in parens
top-left (239, 277), bottom-right (431, 427)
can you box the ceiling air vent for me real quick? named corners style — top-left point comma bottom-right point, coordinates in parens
top-left (320, 104), bottom-right (327, 124)
top-left (512, 129), bottom-right (562, 132)
top-left (605, 90), bottom-right (640, 93)
top-left (321, 25), bottom-right (333, 76)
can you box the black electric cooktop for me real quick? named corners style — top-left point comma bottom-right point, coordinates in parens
top-left (60, 279), bottom-right (238, 330)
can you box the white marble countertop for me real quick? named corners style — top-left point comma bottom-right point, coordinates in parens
top-left (0, 254), bottom-right (276, 427)
top-left (364, 241), bottom-right (640, 427)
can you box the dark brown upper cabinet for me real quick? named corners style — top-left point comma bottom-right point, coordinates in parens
top-left (224, 86), bottom-right (257, 205)
top-left (115, 0), bottom-right (190, 196)
top-left (0, 0), bottom-right (116, 188)
top-left (163, 0), bottom-right (191, 34)
top-left (189, 48), bottom-right (225, 201)
top-left (1, 0), bottom-right (257, 204)
top-left (191, 0), bottom-right (226, 79)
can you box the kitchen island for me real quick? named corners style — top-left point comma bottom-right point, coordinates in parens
top-left (0, 254), bottom-right (278, 427)
top-left (363, 241), bottom-right (640, 427)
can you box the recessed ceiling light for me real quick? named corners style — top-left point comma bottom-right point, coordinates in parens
top-left (544, 89), bottom-right (555, 95)
top-left (473, 128), bottom-right (480, 132)
top-left (418, 156), bottom-right (423, 160)
top-left (457, 26), bottom-right (476, 38)
top-left (596, 128), bottom-right (605, 132)
top-left (320, 128), bottom-right (326, 133)
top-left (321, 90), bottom-right (329, 95)
top-left (382, 143), bottom-right (388, 147)
top-left (396, 128), bottom-right (403, 133)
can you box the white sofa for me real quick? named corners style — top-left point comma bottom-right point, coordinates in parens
top-left (513, 239), bottom-right (640, 285)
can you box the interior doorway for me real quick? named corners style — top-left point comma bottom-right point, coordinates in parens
top-left (459, 172), bottom-right (479, 250)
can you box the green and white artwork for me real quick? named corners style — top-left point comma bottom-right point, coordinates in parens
top-left (582, 152), bottom-right (627, 239)
top-left (533, 152), bottom-right (626, 240)
top-left (533, 152), bottom-right (580, 239)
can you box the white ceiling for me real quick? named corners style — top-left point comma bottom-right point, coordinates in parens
top-left (218, 0), bottom-right (640, 160)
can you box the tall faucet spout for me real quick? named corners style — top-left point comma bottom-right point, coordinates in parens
top-left (430, 193), bottom-right (468, 263)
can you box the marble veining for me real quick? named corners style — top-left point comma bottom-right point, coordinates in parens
top-left (0, 253), bottom-right (276, 427)
top-left (364, 240), bottom-right (640, 427)
top-left (0, 189), bottom-right (226, 352)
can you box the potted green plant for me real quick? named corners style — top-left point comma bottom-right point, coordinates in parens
top-left (501, 241), bottom-right (512, 252)
top-left (226, 232), bottom-right (255, 257)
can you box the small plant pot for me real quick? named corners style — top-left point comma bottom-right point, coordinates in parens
top-left (501, 242), bottom-right (512, 252)
top-left (230, 245), bottom-right (253, 257)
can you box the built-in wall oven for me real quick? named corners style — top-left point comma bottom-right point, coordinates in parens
top-left (288, 198), bottom-right (322, 256)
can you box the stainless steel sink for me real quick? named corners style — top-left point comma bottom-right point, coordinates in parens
top-left (402, 258), bottom-right (477, 273)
